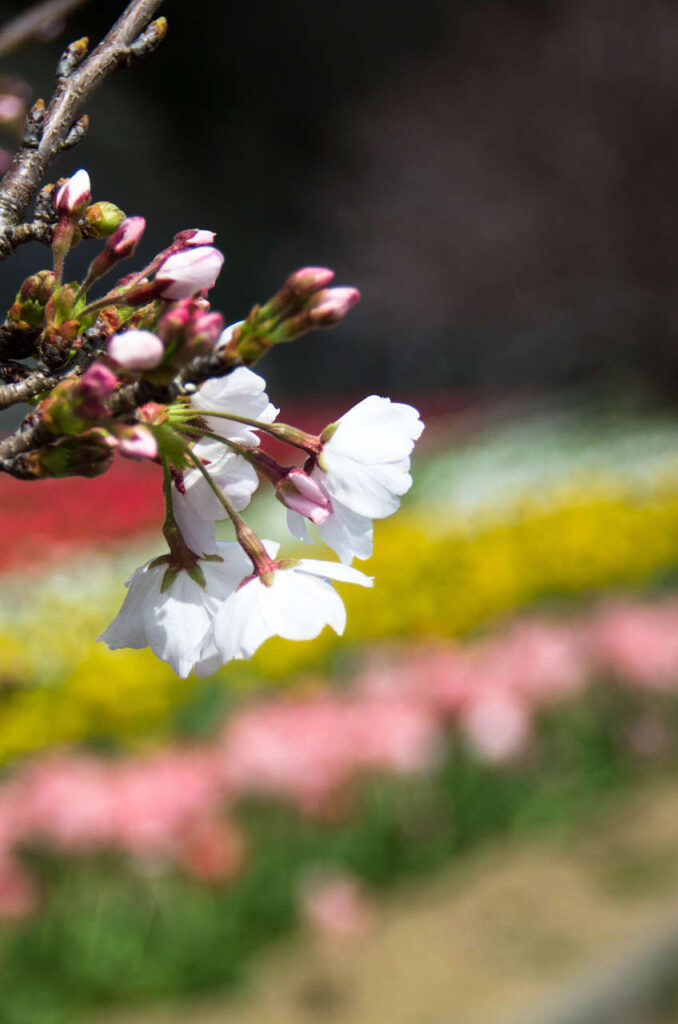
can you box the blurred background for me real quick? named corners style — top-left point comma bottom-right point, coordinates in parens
top-left (0, 1), bottom-right (677, 1023)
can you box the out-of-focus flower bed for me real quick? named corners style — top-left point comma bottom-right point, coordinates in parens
top-left (2, 470), bottom-right (678, 760)
top-left (1, 407), bottom-right (678, 1023)
top-left (0, 596), bottom-right (677, 1022)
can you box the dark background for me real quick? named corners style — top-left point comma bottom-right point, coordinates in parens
top-left (0, 0), bottom-right (675, 400)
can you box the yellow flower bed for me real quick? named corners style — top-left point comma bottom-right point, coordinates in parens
top-left (1, 475), bottom-right (678, 762)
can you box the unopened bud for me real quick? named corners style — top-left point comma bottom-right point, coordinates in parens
top-left (81, 217), bottom-right (147, 294)
top-left (138, 402), bottom-right (168, 425)
top-left (54, 169), bottom-right (91, 217)
top-left (84, 202), bottom-right (126, 238)
top-left (40, 363), bottom-right (116, 434)
top-left (185, 310), bottom-right (223, 353)
top-left (157, 300), bottom-right (223, 364)
top-left (11, 271), bottom-right (56, 328)
top-left (44, 283), bottom-right (81, 327)
top-left (155, 246), bottom-right (224, 300)
top-left (114, 424), bottom-right (158, 461)
top-left (29, 430), bottom-right (114, 479)
top-left (108, 216), bottom-right (145, 259)
top-left (276, 468), bottom-right (332, 524)
top-left (286, 266), bottom-right (335, 297)
top-left (173, 228), bottom-right (217, 248)
top-left (108, 328), bottom-right (164, 370)
top-left (78, 363), bottom-right (117, 418)
top-left (307, 287), bottom-right (360, 326)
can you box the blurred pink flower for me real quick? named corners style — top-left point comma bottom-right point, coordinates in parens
top-left (589, 600), bottom-right (678, 691)
top-left (0, 857), bottom-right (39, 920)
top-left (460, 687), bottom-right (532, 763)
top-left (299, 869), bottom-right (374, 941)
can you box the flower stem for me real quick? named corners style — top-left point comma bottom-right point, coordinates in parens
top-left (171, 406), bottom-right (321, 454)
top-left (160, 457), bottom-right (201, 571)
top-left (182, 441), bottom-right (275, 577)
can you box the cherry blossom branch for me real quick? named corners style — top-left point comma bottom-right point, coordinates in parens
top-left (0, 369), bottom-right (59, 410)
top-left (0, 0), bottom-right (90, 58)
top-left (0, 0), bottom-right (166, 238)
top-left (0, 341), bottom-right (243, 468)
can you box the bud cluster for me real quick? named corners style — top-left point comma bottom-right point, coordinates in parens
top-left (228, 266), bottom-right (360, 364)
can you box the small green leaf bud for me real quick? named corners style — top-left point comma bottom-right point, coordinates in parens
top-left (84, 202), bottom-right (126, 238)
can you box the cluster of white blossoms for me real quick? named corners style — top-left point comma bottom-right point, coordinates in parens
top-left (3, 165), bottom-right (423, 679)
top-left (99, 356), bottom-right (423, 677)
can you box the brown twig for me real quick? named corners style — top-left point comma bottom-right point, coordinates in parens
top-left (0, 368), bottom-right (59, 411)
top-left (0, 0), bottom-right (166, 237)
top-left (0, 0), bottom-right (90, 59)
top-left (0, 346), bottom-right (243, 467)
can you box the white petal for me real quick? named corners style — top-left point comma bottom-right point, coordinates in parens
top-left (98, 563), bottom-right (160, 649)
top-left (295, 559), bottom-right (373, 587)
top-left (192, 643), bottom-right (222, 678)
top-left (333, 396), bottom-right (424, 458)
top-left (191, 367), bottom-right (278, 445)
top-left (204, 542), bottom-right (252, 595)
top-left (265, 572), bottom-right (346, 640)
top-left (317, 498), bottom-right (373, 564)
top-left (286, 509), bottom-right (311, 544)
top-left (182, 446), bottom-right (259, 518)
top-left (173, 492), bottom-right (218, 556)
top-left (142, 573), bottom-right (215, 678)
top-left (212, 581), bottom-right (272, 661)
top-left (320, 453), bottom-right (403, 518)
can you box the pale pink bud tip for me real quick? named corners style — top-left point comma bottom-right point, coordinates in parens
top-left (109, 216), bottom-right (146, 258)
top-left (118, 425), bottom-right (158, 461)
top-left (55, 169), bottom-right (91, 215)
top-left (287, 266), bottom-right (335, 294)
top-left (277, 468), bottom-right (332, 524)
top-left (157, 247), bottom-right (225, 300)
top-left (108, 329), bottom-right (164, 370)
top-left (308, 287), bottom-right (361, 325)
top-left (187, 229), bottom-right (216, 246)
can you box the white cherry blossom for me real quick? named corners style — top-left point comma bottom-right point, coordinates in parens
top-left (287, 396), bottom-right (424, 563)
top-left (207, 552), bottom-right (372, 663)
top-left (98, 543), bottom-right (250, 678)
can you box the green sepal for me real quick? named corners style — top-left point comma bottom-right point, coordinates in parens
top-left (186, 563), bottom-right (207, 588)
top-left (160, 566), bottom-right (179, 592)
top-left (277, 557), bottom-right (301, 570)
top-left (320, 422), bottom-right (338, 443)
top-left (151, 424), bottom-right (192, 469)
top-left (148, 554), bottom-right (170, 570)
top-left (201, 553), bottom-right (224, 563)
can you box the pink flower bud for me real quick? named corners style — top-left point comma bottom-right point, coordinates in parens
top-left (286, 266), bottom-right (335, 296)
top-left (276, 468), bottom-right (332, 524)
top-left (108, 216), bottom-right (146, 258)
top-left (307, 287), bottom-right (360, 326)
top-left (108, 329), bottom-right (164, 370)
top-left (157, 299), bottom-right (193, 342)
top-left (117, 425), bottom-right (158, 461)
top-left (80, 363), bottom-right (117, 399)
top-left (173, 228), bottom-right (217, 247)
top-left (77, 363), bottom-right (117, 418)
top-left (156, 246), bottom-right (224, 300)
top-left (191, 310), bottom-right (224, 347)
top-left (55, 169), bottom-right (91, 216)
